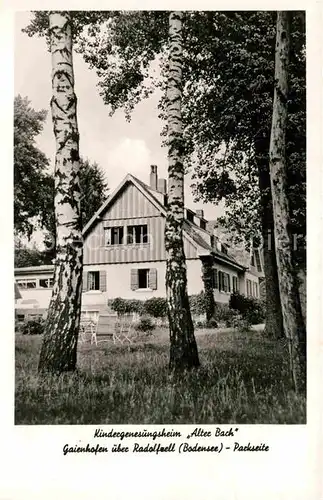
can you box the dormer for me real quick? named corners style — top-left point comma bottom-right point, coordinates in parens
top-left (186, 209), bottom-right (195, 223)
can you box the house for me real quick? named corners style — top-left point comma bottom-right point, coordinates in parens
top-left (15, 165), bottom-right (263, 319)
top-left (206, 220), bottom-right (265, 301)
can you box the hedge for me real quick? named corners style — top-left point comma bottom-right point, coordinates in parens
top-left (109, 291), bottom-right (265, 326)
top-left (229, 291), bottom-right (265, 325)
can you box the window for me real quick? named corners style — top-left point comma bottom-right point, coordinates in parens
top-left (246, 279), bottom-right (252, 297)
top-left (16, 314), bottom-right (25, 323)
top-left (16, 279), bottom-right (36, 289)
top-left (127, 225), bottom-right (148, 244)
top-left (253, 282), bottom-right (258, 298)
top-left (251, 253), bottom-right (255, 267)
top-left (186, 210), bottom-right (194, 222)
top-left (200, 220), bottom-right (206, 230)
top-left (105, 226), bottom-right (124, 245)
top-left (39, 278), bottom-right (54, 289)
top-left (138, 269), bottom-right (149, 289)
top-left (131, 268), bottom-right (157, 291)
top-left (88, 271), bottom-right (100, 290)
top-left (218, 271), bottom-right (223, 291)
top-left (223, 273), bottom-right (229, 292)
top-left (255, 251), bottom-right (262, 273)
top-left (219, 272), bottom-right (230, 292)
top-left (233, 276), bottom-right (239, 292)
top-left (227, 273), bottom-right (231, 292)
top-left (212, 268), bottom-right (218, 289)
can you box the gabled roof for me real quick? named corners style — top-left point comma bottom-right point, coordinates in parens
top-left (183, 221), bottom-right (211, 251)
top-left (83, 174), bottom-right (166, 237)
top-left (82, 173), bottom-right (209, 256)
top-left (80, 173), bottom-right (247, 271)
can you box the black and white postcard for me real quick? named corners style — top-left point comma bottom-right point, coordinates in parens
top-left (0, 1), bottom-right (321, 499)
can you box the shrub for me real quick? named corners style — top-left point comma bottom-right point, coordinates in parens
top-left (144, 297), bottom-right (167, 318)
top-left (229, 292), bottom-right (265, 325)
top-left (212, 303), bottom-right (237, 327)
top-left (193, 318), bottom-right (218, 329)
top-left (134, 316), bottom-right (155, 333)
top-left (206, 318), bottom-right (218, 328)
top-left (189, 292), bottom-right (207, 316)
top-left (20, 318), bottom-right (44, 336)
top-left (110, 298), bottom-right (144, 315)
top-left (231, 314), bottom-right (252, 333)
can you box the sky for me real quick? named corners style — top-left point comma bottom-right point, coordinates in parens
top-left (14, 11), bottom-right (223, 238)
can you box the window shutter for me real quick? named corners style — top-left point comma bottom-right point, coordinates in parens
top-left (223, 273), bottom-right (228, 292)
top-left (105, 228), bottom-right (111, 246)
top-left (218, 271), bottom-right (223, 292)
top-left (82, 272), bottom-right (88, 292)
top-left (130, 269), bottom-right (139, 290)
top-left (99, 270), bottom-right (107, 292)
top-left (227, 273), bottom-right (231, 292)
top-left (148, 268), bottom-right (157, 290)
top-left (213, 269), bottom-right (218, 289)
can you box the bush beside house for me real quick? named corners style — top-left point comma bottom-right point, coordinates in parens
top-left (109, 291), bottom-right (265, 330)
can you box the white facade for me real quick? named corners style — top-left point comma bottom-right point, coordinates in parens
top-left (15, 257), bottom-right (260, 317)
top-left (15, 169), bottom-right (262, 316)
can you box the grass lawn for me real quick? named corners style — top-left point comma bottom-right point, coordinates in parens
top-left (15, 328), bottom-right (306, 425)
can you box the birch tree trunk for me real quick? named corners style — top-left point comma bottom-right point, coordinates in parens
top-left (38, 12), bottom-right (83, 374)
top-left (165, 12), bottom-right (199, 371)
top-left (269, 11), bottom-right (306, 393)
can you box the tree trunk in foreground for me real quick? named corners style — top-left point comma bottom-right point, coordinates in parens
top-left (165, 12), bottom-right (199, 371)
top-left (38, 12), bottom-right (83, 374)
top-left (201, 257), bottom-right (216, 323)
top-left (269, 11), bottom-right (306, 393)
top-left (255, 137), bottom-right (284, 339)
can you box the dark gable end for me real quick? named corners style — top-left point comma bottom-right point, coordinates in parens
top-left (81, 173), bottom-right (246, 271)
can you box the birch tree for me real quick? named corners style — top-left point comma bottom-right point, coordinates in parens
top-left (165, 12), bottom-right (199, 371)
top-left (269, 11), bottom-right (306, 393)
top-left (72, 12), bottom-right (305, 340)
top-left (38, 12), bottom-right (83, 373)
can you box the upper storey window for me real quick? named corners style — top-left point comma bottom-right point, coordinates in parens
top-left (105, 226), bottom-right (124, 245)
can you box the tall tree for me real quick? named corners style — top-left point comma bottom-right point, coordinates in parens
top-left (38, 12), bottom-right (83, 374)
top-left (71, 11), bottom-right (305, 338)
top-left (165, 12), bottom-right (199, 371)
top-left (14, 95), bottom-right (51, 237)
top-left (14, 237), bottom-right (47, 267)
top-left (25, 11), bottom-right (306, 338)
top-left (269, 11), bottom-right (306, 392)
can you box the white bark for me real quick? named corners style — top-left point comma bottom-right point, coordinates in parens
top-left (38, 12), bottom-right (83, 373)
top-left (165, 12), bottom-right (199, 371)
top-left (269, 11), bottom-right (306, 392)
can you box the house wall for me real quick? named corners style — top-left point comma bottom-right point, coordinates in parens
top-left (83, 182), bottom-right (197, 264)
top-left (16, 288), bottom-right (52, 310)
top-left (15, 257), bottom-right (255, 313)
top-left (240, 270), bottom-right (260, 298)
top-left (15, 273), bottom-right (53, 309)
top-left (83, 259), bottom-right (205, 301)
top-left (15, 180), bottom-right (262, 312)
top-left (212, 261), bottom-right (240, 304)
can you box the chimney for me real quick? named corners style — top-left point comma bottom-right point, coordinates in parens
top-left (157, 178), bottom-right (167, 195)
top-left (150, 165), bottom-right (158, 191)
top-left (196, 209), bottom-right (204, 219)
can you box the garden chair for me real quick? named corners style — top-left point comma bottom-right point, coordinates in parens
top-left (91, 313), bottom-right (117, 345)
top-left (79, 316), bottom-right (97, 344)
top-left (113, 315), bottom-right (137, 345)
